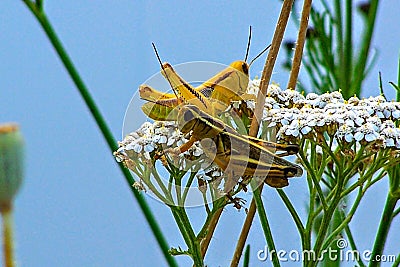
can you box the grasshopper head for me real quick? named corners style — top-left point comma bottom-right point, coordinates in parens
top-left (229, 60), bottom-right (249, 76)
top-left (177, 105), bottom-right (201, 134)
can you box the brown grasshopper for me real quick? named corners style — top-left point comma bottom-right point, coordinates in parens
top-left (168, 104), bottom-right (303, 193)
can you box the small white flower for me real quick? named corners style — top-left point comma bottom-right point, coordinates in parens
top-left (354, 123), bottom-right (379, 142)
top-left (287, 122), bottom-right (300, 137)
top-left (366, 116), bottom-right (382, 132)
top-left (264, 97), bottom-right (280, 110)
top-left (306, 93), bottom-right (319, 101)
top-left (330, 91), bottom-right (345, 103)
top-left (267, 83), bottom-right (282, 97)
top-left (133, 143), bottom-right (143, 153)
top-left (380, 120), bottom-right (396, 131)
top-left (347, 96), bottom-right (359, 105)
top-left (379, 122), bottom-right (400, 148)
top-left (337, 124), bottom-right (355, 142)
top-left (144, 143), bottom-right (155, 152)
top-left (277, 125), bottom-right (290, 139)
top-left (245, 100), bottom-right (255, 110)
top-left (167, 130), bottom-right (182, 146)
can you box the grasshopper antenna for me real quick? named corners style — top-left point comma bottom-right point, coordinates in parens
top-left (151, 43), bottom-right (181, 100)
top-left (244, 26), bottom-right (252, 62)
top-left (249, 44), bottom-right (271, 67)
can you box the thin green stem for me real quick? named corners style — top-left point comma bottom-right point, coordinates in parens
top-left (151, 168), bottom-right (173, 201)
top-left (172, 207), bottom-right (203, 266)
top-left (369, 193), bottom-right (399, 267)
top-left (35, 0), bottom-right (42, 10)
top-left (393, 207), bottom-right (400, 219)
top-left (174, 176), bottom-right (183, 206)
top-left (141, 165), bottom-right (171, 203)
top-left (299, 149), bottom-right (327, 210)
top-left (342, 212), bottom-right (366, 267)
top-left (170, 208), bottom-right (194, 253)
top-left (253, 186), bottom-right (281, 267)
top-left (322, 186), bottom-right (363, 251)
top-left (393, 252), bottom-right (400, 267)
top-left (243, 245), bottom-right (250, 267)
top-left (343, 0), bottom-right (353, 95)
top-left (197, 198), bottom-right (225, 240)
top-left (341, 169), bottom-right (385, 198)
top-left (182, 171), bottom-right (197, 204)
top-left (312, 162), bottom-right (346, 266)
top-left (276, 189), bottom-right (305, 239)
top-left (21, 2), bottom-right (177, 266)
top-left (334, 0), bottom-right (344, 90)
top-left (352, 0), bottom-right (379, 96)
top-left (397, 53), bottom-right (400, 102)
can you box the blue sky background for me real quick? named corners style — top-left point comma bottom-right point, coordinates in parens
top-left (1, 1), bottom-right (399, 266)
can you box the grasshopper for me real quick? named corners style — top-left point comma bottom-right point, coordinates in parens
top-left (140, 60), bottom-right (253, 121)
top-left (140, 42), bottom-right (269, 121)
top-left (168, 104), bottom-right (303, 193)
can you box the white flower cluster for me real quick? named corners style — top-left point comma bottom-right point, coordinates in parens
top-left (114, 120), bottom-right (204, 165)
top-left (247, 79), bottom-right (400, 148)
top-left (116, 79), bottom-right (400, 168)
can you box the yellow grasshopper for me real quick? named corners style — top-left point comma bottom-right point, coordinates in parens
top-left (169, 104), bottom-right (303, 192)
top-left (140, 61), bottom-right (251, 121)
top-left (140, 43), bottom-right (269, 121)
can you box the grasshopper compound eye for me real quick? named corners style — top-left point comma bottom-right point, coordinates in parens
top-left (241, 62), bottom-right (249, 75)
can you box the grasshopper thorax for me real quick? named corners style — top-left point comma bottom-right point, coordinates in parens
top-left (177, 104), bottom-right (226, 139)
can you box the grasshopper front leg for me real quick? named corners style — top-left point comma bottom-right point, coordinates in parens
top-left (163, 135), bottom-right (198, 158)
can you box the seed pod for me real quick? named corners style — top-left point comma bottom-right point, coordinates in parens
top-left (0, 123), bottom-right (24, 209)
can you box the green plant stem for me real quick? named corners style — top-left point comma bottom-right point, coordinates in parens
top-left (343, 0), bottom-right (352, 94)
top-left (253, 185), bottom-right (281, 267)
top-left (322, 187), bottom-right (364, 251)
top-left (393, 252), bottom-right (400, 267)
top-left (182, 171), bottom-right (197, 204)
top-left (298, 149), bottom-right (327, 210)
top-left (171, 207), bottom-right (203, 266)
top-left (352, 0), bottom-right (379, 96)
top-left (1, 203), bottom-right (15, 267)
top-left (276, 189), bottom-right (305, 241)
top-left (311, 166), bottom-right (346, 267)
top-left (369, 193), bottom-right (399, 267)
top-left (393, 207), bottom-right (400, 219)
top-left (21, 2), bottom-right (177, 266)
top-left (150, 168), bottom-right (173, 202)
top-left (342, 213), bottom-right (366, 267)
top-left (397, 54), bottom-right (400, 102)
top-left (243, 245), bottom-right (250, 267)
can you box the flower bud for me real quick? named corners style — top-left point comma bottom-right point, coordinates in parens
top-left (0, 123), bottom-right (24, 209)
